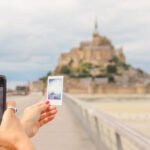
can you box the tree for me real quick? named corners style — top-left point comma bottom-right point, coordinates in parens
top-left (137, 68), bottom-right (144, 75)
top-left (110, 56), bottom-right (120, 65)
top-left (60, 65), bottom-right (71, 75)
top-left (39, 71), bottom-right (53, 86)
top-left (77, 60), bottom-right (91, 77)
top-left (107, 65), bottom-right (117, 74)
top-left (121, 63), bottom-right (131, 70)
top-left (47, 71), bottom-right (52, 76)
top-left (108, 75), bottom-right (115, 83)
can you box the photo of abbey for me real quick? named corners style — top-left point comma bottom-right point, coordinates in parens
top-left (47, 77), bottom-right (63, 100)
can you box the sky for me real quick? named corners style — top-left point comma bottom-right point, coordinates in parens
top-left (0, 0), bottom-right (150, 89)
top-left (48, 79), bottom-right (63, 94)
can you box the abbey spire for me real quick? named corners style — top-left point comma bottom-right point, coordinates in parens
top-left (94, 18), bottom-right (98, 34)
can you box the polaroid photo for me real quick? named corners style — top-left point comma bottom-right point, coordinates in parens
top-left (47, 76), bottom-right (64, 105)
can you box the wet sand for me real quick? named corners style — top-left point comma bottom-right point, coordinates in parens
top-left (76, 94), bottom-right (150, 138)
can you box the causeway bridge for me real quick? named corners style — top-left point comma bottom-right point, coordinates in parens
top-left (10, 93), bottom-right (150, 150)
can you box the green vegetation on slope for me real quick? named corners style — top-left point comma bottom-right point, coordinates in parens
top-left (58, 58), bottom-right (131, 82)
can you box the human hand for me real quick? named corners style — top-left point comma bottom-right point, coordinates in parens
top-left (0, 101), bottom-right (35, 150)
top-left (21, 101), bottom-right (57, 138)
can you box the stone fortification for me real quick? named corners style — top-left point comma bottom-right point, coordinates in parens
top-left (54, 27), bottom-right (150, 94)
top-left (55, 32), bottom-right (125, 73)
top-left (64, 76), bottom-right (150, 94)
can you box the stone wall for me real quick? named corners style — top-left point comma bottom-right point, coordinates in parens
top-left (29, 80), bottom-right (45, 92)
top-left (64, 78), bottom-right (150, 94)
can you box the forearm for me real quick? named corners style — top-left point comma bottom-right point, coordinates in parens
top-left (0, 137), bottom-right (17, 150)
top-left (0, 135), bottom-right (35, 150)
top-left (16, 141), bottom-right (35, 150)
top-left (15, 134), bottom-right (36, 150)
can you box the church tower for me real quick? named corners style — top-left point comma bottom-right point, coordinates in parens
top-left (92, 19), bottom-right (102, 46)
top-left (94, 18), bottom-right (98, 34)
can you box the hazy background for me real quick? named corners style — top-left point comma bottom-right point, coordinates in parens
top-left (0, 0), bottom-right (150, 89)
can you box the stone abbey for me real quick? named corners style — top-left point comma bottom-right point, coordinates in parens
top-left (54, 22), bottom-right (150, 94)
top-left (55, 22), bottom-right (125, 75)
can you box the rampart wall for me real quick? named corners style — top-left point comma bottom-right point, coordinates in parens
top-left (65, 78), bottom-right (150, 94)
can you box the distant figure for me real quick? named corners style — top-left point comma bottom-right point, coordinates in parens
top-left (48, 92), bottom-right (57, 99)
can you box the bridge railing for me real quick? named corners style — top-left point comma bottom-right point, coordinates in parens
top-left (64, 93), bottom-right (150, 150)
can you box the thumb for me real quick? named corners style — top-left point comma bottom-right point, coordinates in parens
top-left (38, 102), bottom-right (49, 112)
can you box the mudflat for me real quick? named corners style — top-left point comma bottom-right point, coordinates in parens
top-left (76, 94), bottom-right (150, 138)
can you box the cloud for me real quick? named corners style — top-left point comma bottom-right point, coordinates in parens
top-left (0, 0), bottom-right (150, 88)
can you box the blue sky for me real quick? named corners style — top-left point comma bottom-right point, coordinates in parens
top-left (0, 0), bottom-right (150, 89)
top-left (48, 79), bottom-right (63, 94)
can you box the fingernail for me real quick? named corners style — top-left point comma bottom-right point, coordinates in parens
top-left (45, 101), bottom-right (50, 105)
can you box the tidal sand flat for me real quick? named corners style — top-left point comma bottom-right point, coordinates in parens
top-left (75, 94), bottom-right (150, 138)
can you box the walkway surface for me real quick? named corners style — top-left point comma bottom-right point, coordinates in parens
top-left (9, 93), bottom-right (96, 150)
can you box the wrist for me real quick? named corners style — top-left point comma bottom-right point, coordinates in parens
top-left (21, 119), bottom-right (34, 138)
top-left (12, 129), bottom-right (35, 150)
top-left (0, 137), bottom-right (17, 150)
